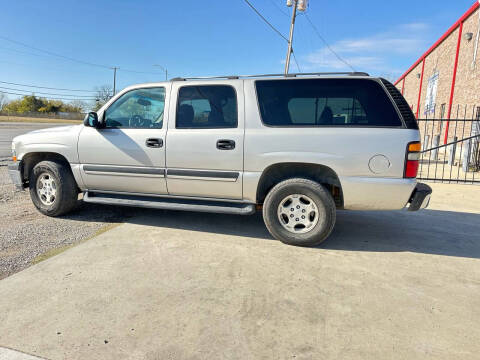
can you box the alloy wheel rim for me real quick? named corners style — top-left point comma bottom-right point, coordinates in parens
top-left (277, 194), bottom-right (318, 234)
top-left (36, 172), bottom-right (57, 206)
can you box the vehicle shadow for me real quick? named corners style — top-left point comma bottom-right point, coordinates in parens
top-left (99, 128), bottom-right (154, 166)
top-left (326, 209), bottom-right (480, 259)
top-left (68, 201), bottom-right (480, 259)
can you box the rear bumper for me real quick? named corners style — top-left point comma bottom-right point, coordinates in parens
top-left (340, 176), bottom-right (417, 210)
top-left (407, 183), bottom-right (432, 211)
top-left (8, 162), bottom-right (24, 190)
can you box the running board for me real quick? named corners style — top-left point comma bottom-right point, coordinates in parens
top-left (83, 192), bottom-right (256, 215)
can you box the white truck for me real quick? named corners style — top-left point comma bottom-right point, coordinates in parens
top-left (8, 72), bottom-right (432, 246)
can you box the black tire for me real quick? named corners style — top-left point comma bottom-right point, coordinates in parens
top-left (262, 178), bottom-right (336, 247)
top-left (29, 160), bottom-right (78, 217)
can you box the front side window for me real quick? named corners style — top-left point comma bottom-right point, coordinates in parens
top-left (104, 87), bottom-right (165, 128)
top-left (176, 85), bottom-right (237, 128)
top-left (256, 79), bottom-right (402, 127)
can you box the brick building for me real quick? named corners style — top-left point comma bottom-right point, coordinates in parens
top-left (395, 1), bottom-right (480, 145)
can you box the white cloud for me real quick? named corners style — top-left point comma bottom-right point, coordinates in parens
top-left (301, 22), bottom-right (430, 77)
top-left (399, 22), bottom-right (429, 31)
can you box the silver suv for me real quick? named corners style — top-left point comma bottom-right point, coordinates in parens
top-left (8, 72), bottom-right (432, 246)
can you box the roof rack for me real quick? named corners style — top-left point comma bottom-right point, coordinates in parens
top-left (170, 72), bottom-right (369, 81)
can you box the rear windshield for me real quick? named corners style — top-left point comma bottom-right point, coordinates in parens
top-left (255, 78), bottom-right (403, 127)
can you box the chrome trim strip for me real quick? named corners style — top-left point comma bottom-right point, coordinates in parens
top-left (83, 165), bottom-right (165, 177)
top-left (167, 175), bottom-right (237, 182)
top-left (84, 171), bottom-right (164, 178)
top-left (83, 166), bottom-right (239, 181)
top-left (167, 169), bottom-right (239, 181)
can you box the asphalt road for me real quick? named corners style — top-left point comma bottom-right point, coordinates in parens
top-left (0, 122), bottom-right (63, 158)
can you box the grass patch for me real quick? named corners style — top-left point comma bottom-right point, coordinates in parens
top-left (31, 223), bottom-right (120, 265)
top-left (0, 116), bottom-right (82, 124)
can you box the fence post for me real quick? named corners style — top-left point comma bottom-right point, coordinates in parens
top-left (432, 135), bottom-right (440, 160)
top-left (471, 120), bottom-right (480, 166)
top-left (448, 137), bottom-right (458, 165)
top-left (463, 139), bottom-right (471, 173)
top-left (423, 135), bottom-right (430, 151)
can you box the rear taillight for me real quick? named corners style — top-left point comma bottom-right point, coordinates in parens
top-left (405, 142), bottom-right (421, 178)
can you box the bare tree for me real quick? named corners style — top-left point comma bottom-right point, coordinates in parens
top-left (0, 92), bottom-right (8, 112)
top-left (68, 99), bottom-right (89, 113)
top-left (92, 85), bottom-right (113, 112)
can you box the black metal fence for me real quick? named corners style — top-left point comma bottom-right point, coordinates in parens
top-left (417, 105), bottom-right (480, 184)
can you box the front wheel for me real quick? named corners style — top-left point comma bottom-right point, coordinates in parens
top-left (29, 160), bottom-right (78, 217)
top-left (262, 178), bottom-right (336, 247)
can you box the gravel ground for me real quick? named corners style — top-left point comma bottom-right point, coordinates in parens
top-left (0, 161), bottom-right (130, 279)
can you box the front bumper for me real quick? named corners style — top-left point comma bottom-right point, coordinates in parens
top-left (8, 162), bottom-right (24, 190)
top-left (407, 182), bottom-right (432, 211)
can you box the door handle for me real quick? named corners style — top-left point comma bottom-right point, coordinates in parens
top-left (216, 139), bottom-right (235, 150)
top-left (146, 138), bottom-right (163, 148)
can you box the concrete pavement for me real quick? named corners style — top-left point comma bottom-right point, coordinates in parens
top-left (0, 347), bottom-right (45, 360)
top-left (0, 183), bottom-right (479, 359)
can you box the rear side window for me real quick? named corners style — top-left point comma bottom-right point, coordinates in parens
top-left (255, 79), bottom-right (402, 127)
top-left (176, 85), bottom-right (237, 128)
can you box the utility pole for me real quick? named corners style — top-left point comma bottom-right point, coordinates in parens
top-left (153, 64), bottom-right (168, 81)
top-left (111, 67), bottom-right (119, 96)
top-left (284, 0), bottom-right (297, 75)
top-left (285, 0), bottom-right (308, 75)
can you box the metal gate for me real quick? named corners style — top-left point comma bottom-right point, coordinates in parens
top-left (417, 106), bottom-right (480, 184)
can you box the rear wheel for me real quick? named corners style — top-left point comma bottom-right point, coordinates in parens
top-left (29, 160), bottom-right (78, 217)
top-left (262, 178), bottom-right (336, 247)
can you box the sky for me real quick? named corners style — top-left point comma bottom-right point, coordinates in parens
top-left (0, 0), bottom-right (477, 103)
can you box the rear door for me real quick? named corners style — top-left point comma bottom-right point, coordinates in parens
top-left (78, 85), bottom-right (169, 194)
top-left (165, 80), bottom-right (244, 199)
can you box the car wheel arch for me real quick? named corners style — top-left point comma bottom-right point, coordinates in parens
top-left (255, 162), bottom-right (344, 208)
top-left (21, 152), bottom-right (74, 186)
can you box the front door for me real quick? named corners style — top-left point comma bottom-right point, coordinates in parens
top-left (165, 81), bottom-right (244, 199)
top-left (78, 86), bottom-right (169, 194)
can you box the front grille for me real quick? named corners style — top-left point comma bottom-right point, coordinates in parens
top-left (380, 78), bottom-right (418, 130)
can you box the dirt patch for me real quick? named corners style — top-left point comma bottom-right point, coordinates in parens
top-left (0, 165), bottom-right (130, 279)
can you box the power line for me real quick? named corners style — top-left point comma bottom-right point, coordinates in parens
top-left (268, 0), bottom-right (290, 17)
top-left (303, 13), bottom-right (355, 72)
top-left (242, 0), bottom-right (302, 74)
top-left (0, 35), bottom-right (165, 76)
top-left (119, 68), bottom-right (165, 75)
top-left (0, 35), bottom-right (111, 69)
top-left (242, 0), bottom-right (288, 42)
top-left (0, 86), bottom-right (97, 98)
top-left (0, 90), bottom-right (97, 101)
top-left (291, 49), bottom-right (302, 72)
top-left (0, 80), bottom-right (97, 93)
top-left (0, 45), bottom-right (55, 59)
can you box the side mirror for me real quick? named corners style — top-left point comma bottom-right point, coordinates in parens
top-left (84, 112), bottom-right (99, 128)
